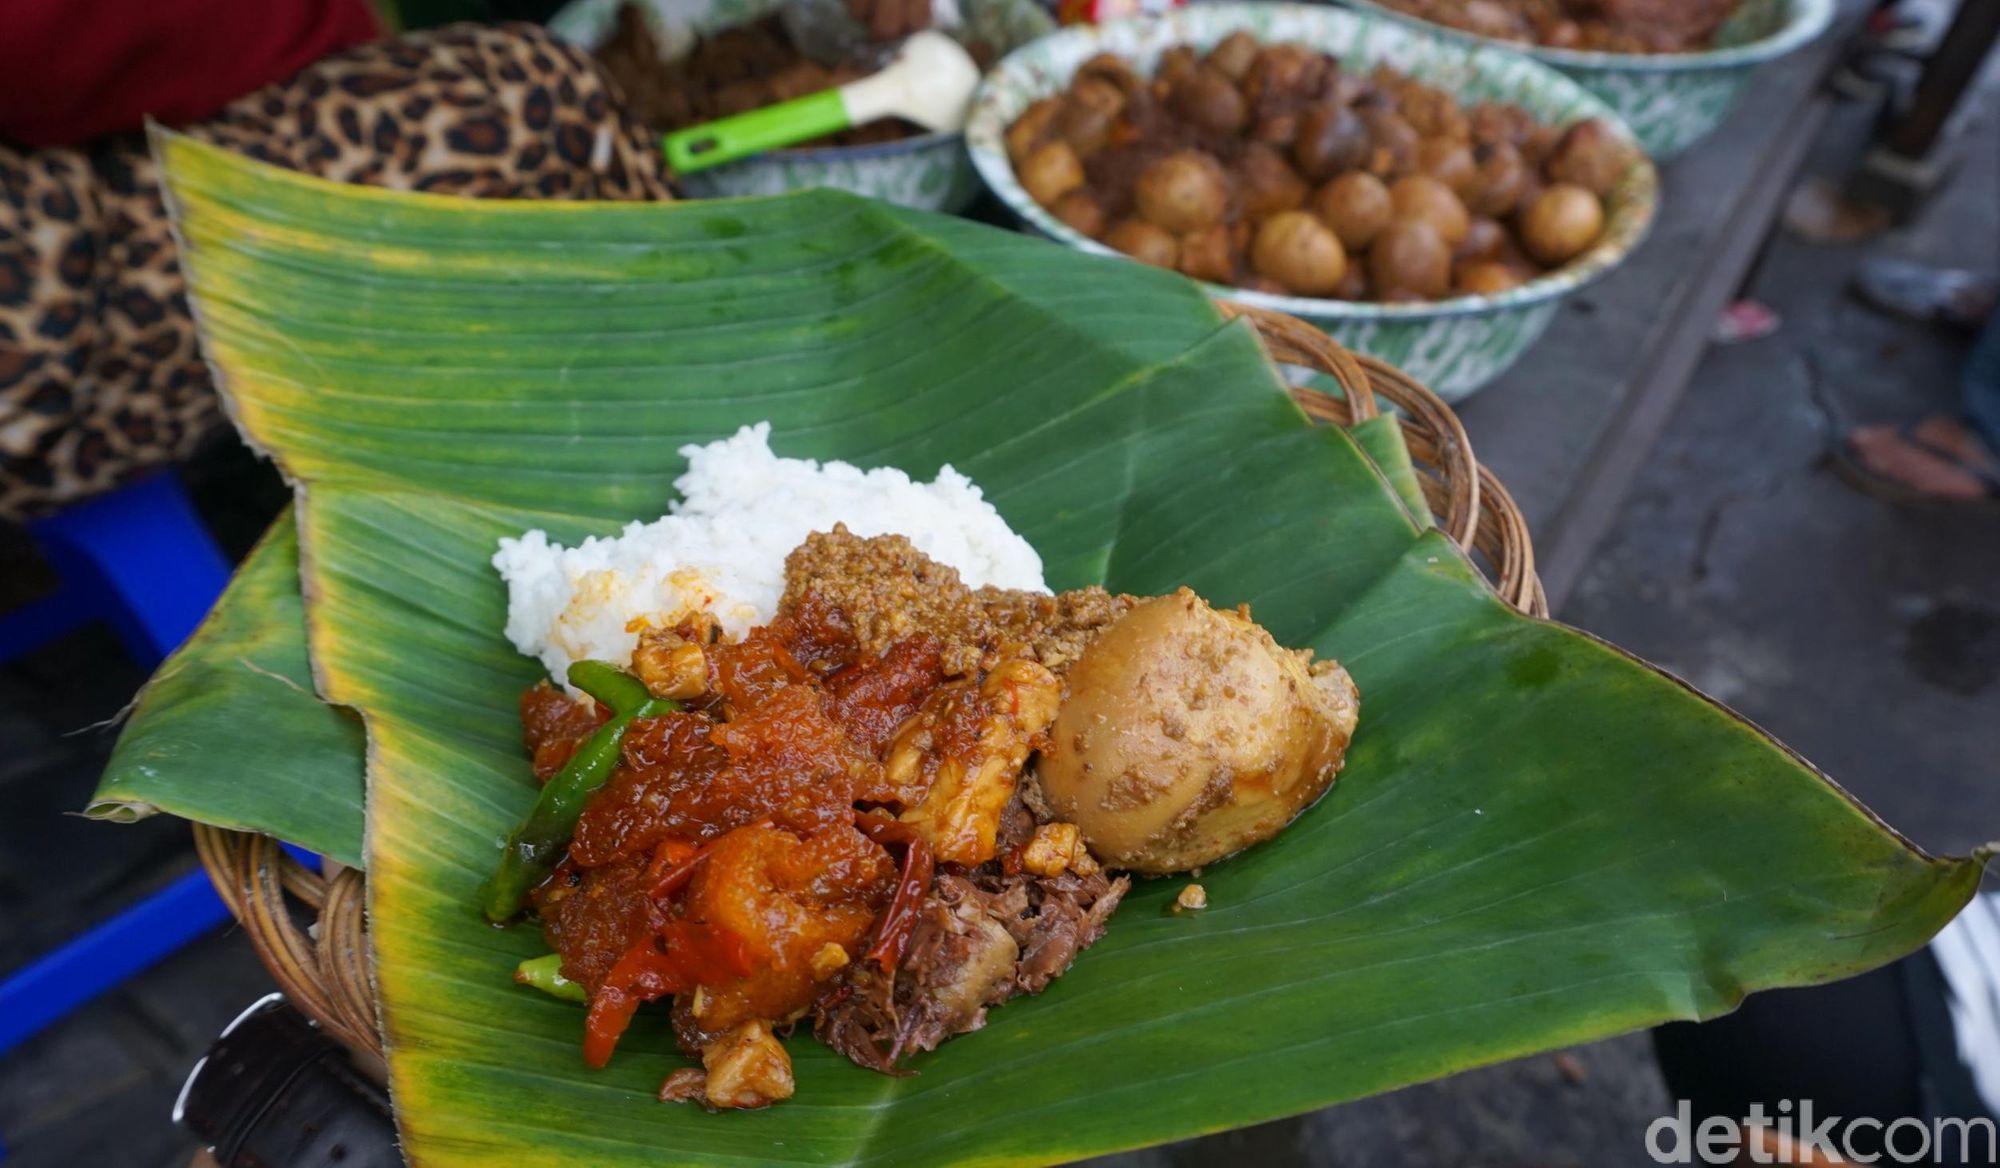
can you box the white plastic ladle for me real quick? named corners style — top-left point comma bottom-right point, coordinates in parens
top-left (661, 30), bottom-right (980, 173)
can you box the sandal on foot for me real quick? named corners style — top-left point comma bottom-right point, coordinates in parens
top-left (1832, 419), bottom-right (2000, 510)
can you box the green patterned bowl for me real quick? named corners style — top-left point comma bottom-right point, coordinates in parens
top-left (1339, 0), bottom-right (1835, 158)
top-left (551, 0), bottom-right (1055, 212)
top-left (966, 3), bottom-right (1659, 401)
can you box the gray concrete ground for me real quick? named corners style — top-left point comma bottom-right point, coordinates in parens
top-left (1562, 78), bottom-right (2000, 866)
top-left (1, 43), bottom-right (1995, 1168)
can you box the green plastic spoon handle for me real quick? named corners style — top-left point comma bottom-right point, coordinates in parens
top-left (664, 89), bottom-right (851, 173)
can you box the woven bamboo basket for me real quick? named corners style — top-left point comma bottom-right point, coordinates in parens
top-left (191, 305), bottom-right (1547, 1063)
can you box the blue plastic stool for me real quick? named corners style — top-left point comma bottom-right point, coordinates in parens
top-left (0, 471), bottom-right (231, 665)
top-left (0, 472), bottom-right (239, 1061)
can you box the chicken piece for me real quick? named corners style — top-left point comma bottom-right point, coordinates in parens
top-left (1020, 822), bottom-right (1088, 878)
top-left (669, 1020), bottom-right (794, 1110)
top-left (631, 624), bottom-right (710, 701)
top-left (887, 659), bottom-right (1061, 866)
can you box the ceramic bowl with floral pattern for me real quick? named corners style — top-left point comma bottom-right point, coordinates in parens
top-left (552, 0), bottom-right (1055, 212)
top-left (1338, 0), bottom-right (1835, 158)
top-left (966, 3), bottom-right (1659, 400)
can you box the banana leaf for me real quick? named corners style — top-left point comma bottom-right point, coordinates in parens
top-left (86, 512), bottom-right (368, 868)
top-left (1347, 412), bottom-right (1429, 526)
top-left (155, 130), bottom-right (1980, 1167)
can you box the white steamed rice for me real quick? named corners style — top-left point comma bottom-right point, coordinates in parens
top-left (493, 423), bottom-right (1046, 686)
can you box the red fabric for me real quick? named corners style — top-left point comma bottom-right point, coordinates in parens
top-left (0, 0), bottom-right (382, 148)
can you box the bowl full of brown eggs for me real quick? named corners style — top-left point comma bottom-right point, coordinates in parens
top-left (965, 2), bottom-right (1659, 400)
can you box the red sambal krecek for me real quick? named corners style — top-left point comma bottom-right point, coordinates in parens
top-left (529, 598), bottom-right (948, 1091)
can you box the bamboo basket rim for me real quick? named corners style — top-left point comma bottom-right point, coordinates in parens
top-left (194, 304), bottom-right (1547, 1062)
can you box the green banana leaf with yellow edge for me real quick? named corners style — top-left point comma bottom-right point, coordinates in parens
top-left (146, 130), bottom-right (1979, 1167)
top-left (89, 512), bottom-right (367, 867)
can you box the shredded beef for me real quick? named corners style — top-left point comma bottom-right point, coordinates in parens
top-left (994, 793), bottom-right (1038, 860)
top-left (813, 964), bottom-right (903, 1075)
top-left (813, 865), bottom-right (1130, 1073)
top-left (1014, 870), bottom-right (1127, 993)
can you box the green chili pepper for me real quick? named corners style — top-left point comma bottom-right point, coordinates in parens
top-left (566, 659), bottom-right (654, 715)
top-left (513, 953), bottom-right (587, 1003)
top-left (480, 694), bottom-right (677, 923)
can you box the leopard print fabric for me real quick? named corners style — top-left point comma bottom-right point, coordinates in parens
top-left (0, 23), bottom-right (670, 522)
